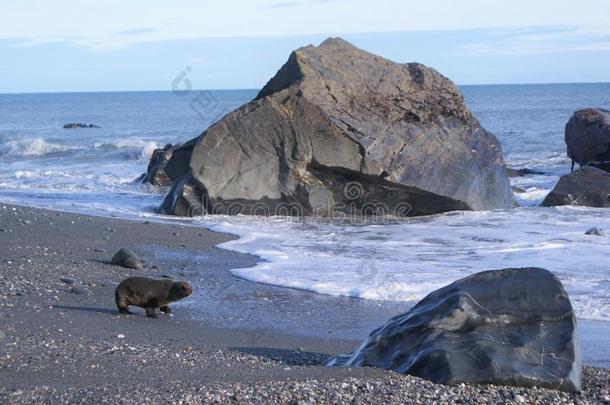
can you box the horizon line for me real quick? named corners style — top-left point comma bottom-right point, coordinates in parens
top-left (1, 80), bottom-right (609, 96)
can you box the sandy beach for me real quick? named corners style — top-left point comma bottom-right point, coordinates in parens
top-left (0, 203), bottom-right (607, 404)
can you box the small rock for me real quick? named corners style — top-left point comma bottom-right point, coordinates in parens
top-left (63, 123), bottom-right (100, 129)
top-left (60, 277), bottom-right (77, 285)
top-left (585, 227), bottom-right (606, 236)
top-left (111, 248), bottom-right (142, 269)
top-left (117, 334), bottom-right (125, 339)
top-left (506, 168), bottom-right (545, 177)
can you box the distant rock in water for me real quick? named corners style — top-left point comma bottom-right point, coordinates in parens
top-left (585, 227), bottom-right (606, 236)
top-left (565, 109), bottom-right (610, 169)
top-left (326, 268), bottom-right (581, 392)
top-left (160, 37), bottom-right (514, 217)
top-left (541, 166), bottom-right (610, 208)
top-left (141, 144), bottom-right (182, 186)
top-left (63, 123), bottom-right (100, 129)
top-left (111, 248), bottom-right (142, 269)
top-left (506, 167), bottom-right (545, 177)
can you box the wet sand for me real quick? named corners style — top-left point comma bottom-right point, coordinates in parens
top-left (0, 203), bottom-right (608, 404)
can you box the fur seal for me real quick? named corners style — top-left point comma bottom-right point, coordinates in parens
top-left (115, 277), bottom-right (192, 318)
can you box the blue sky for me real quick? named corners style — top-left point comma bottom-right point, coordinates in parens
top-left (1, 0), bottom-right (610, 92)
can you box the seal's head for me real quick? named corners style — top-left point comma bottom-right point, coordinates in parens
top-left (169, 281), bottom-right (193, 301)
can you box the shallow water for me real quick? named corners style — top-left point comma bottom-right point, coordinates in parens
top-left (0, 84), bottom-right (609, 321)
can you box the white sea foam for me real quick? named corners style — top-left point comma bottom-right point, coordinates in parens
top-left (199, 207), bottom-right (610, 322)
top-left (93, 139), bottom-right (162, 159)
top-left (0, 138), bottom-right (75, 157)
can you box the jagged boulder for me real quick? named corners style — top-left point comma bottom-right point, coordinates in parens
top-left (565, 108), bottom-right (610, 169)
top-left (326, 268), bottom-right (581, 392)
top-left (541, 166), bottom-right (610, 208)
top-left (141, 144), bottom-right (183, 186)
top-left (161, 38), bottom-right (514, 217)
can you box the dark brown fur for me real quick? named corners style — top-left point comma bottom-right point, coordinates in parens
top-left (115, 277), bottom-right (192, 318)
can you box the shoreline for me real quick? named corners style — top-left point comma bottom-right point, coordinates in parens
top-left (0, 203), bottom-right (608, 403)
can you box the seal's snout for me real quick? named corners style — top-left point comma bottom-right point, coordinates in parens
top-left (176, 281), bottom-right (193, 298)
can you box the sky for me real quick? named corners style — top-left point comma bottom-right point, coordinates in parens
top-left (1, 0), bottom-right (610, 93)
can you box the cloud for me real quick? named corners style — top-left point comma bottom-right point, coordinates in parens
top-left (455, 25), bottom-right (610, 55)
top-left (117, 27), bottom-right (158, 36)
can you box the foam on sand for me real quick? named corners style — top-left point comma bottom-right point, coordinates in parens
top-left (200, 206), bottom-right (610, 322)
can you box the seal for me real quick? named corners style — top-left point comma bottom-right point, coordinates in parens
top-left (115, 277), bottom-right (193, 318)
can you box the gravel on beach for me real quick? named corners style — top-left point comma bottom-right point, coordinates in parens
top-left (2, 369), bottom-right (609, 404)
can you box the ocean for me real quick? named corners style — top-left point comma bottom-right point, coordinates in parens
top-left (1, 83), bottom-right (609, 322)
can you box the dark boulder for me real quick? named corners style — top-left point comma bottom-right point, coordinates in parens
top-left (141, 144), bottom-right (183, 186)
top-left (541, 166), bottom-right (610, 207)
top-left (565, 109), bottom-right (610, 169)
top-left (162, 138), bottom-right (197, 181)
top-left (161, 38), bottom-right (514, 217)
top-left (110, 248), bottom-right (142, 269)
top-left (585, 227), bottom-right (606, 236)
top-left (326, 268), bottom-right (581, 392)
top-left (63, 123), bottom-right (100, 129)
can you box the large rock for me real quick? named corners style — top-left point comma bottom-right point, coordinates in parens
top-left (161, 38), bottom-right (514, 217)
top-left (565, 108), bottom-right (610, 168)
top-left (541, 166), bottom-right (610, 207)
top-left (326, 268), bottom-right (581, 392)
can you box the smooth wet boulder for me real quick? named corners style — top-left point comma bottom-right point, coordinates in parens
top-left (541, 166), bottom-right (610, 207)
top-left (63, 123), bottom-right (100, 129)
top-left (111, 248), bottom-right (142, 269)
top-left (161, 38), bottom-right (514, 217)
top-left (326, 268), bottom-right (581, 392)
top-left (565, 109), bottom-right (610, 169)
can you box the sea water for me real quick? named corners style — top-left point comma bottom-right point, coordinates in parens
top-left (1, 83), bottom-right (609, 321)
